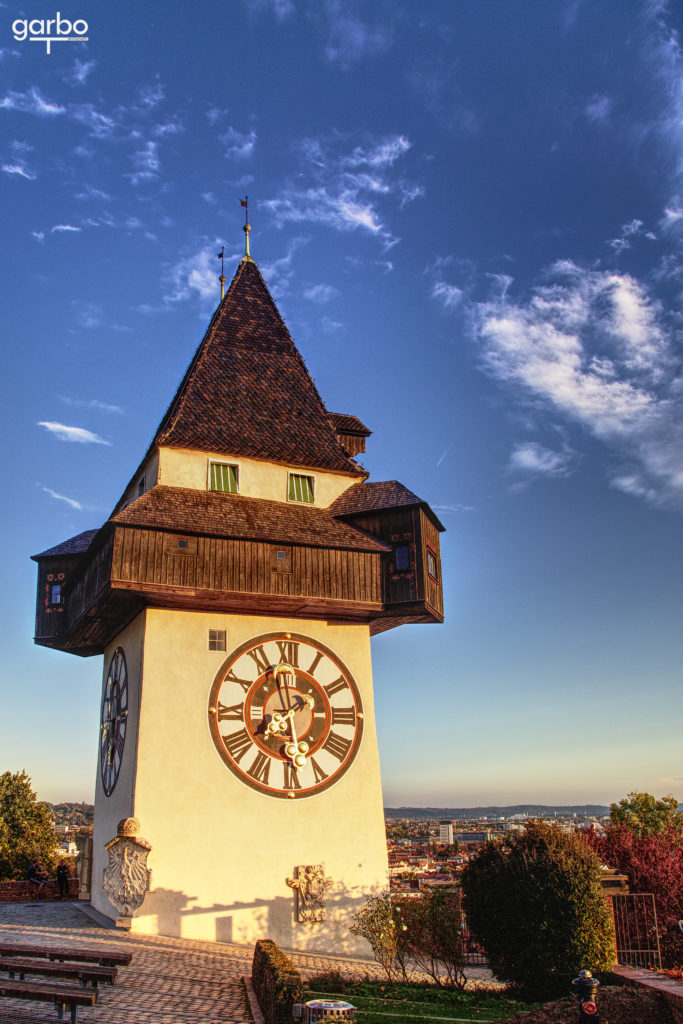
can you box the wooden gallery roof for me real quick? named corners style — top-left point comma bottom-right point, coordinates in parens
top-left (112, 486), bottom-right (390, 553)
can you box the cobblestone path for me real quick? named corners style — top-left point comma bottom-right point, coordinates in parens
top-left (0, 901), bottom-right (497, 1023)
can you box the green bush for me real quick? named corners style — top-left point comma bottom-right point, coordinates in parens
top-left (461, 819), bottom-right (615, 998)
top-left (398, 887), bottom-right (466, 989)
top-left (0, 770), bottom-right (59, 881)
top-left (252, 939), bottom-right (305, 1024)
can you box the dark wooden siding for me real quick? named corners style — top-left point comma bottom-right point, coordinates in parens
top-left (111, 528), bottom-right (382, 606)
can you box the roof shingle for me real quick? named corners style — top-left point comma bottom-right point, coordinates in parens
top-left (330, 480), bottom-right (445, 531)
top-left (153, 259), bottom-right (365, 477)
top-left (31, 529), bottom-right (100, 561)
top-left (111, 486), bottom-right (391, 552)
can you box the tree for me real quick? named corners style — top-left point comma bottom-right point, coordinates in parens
top-left (461, 820), bottom-right (615, 998)
top-left (399, 887), bottom-right (466, 990)
top-left (0, 771), bottom-right (59, 880)
top-left (586, 823), bottom-right (683, 967)
top-left (349, 890), bottom-right (408, 981)
top-left (609, 792), bottom-right (682, 837)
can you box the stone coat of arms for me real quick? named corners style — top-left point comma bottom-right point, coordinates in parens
top-left (287, 864), bottom-right (333, 922)
top-left (102, 817), bottom-right (152, 918)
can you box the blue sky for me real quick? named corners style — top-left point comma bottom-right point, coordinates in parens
top-left (1, 0), bottom-right (681, 807)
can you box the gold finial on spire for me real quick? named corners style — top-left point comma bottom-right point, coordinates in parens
top-left (241, 196), bottom-right (253, 261)
top-left (217, 245), bottom-right (226, 300)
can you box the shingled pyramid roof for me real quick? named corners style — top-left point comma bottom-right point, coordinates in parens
top-left (153, 258), bottom-right (365, 477)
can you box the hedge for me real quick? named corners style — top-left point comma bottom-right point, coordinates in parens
top-left (252, 939), bottom-right (305, 1024)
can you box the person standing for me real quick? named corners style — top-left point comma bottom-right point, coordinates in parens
top-left (56, 860), bottom-right (70, 900)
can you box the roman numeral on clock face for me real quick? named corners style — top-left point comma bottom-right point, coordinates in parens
top-left (276, 640), bottom-right (299, 666)
top-left (331, 706), bottom-right (355, 726)
top-left (282, 762), bottom-right (302, 790)
top-left (247, 751), bottom-right (271, 785)
top-left (324, 675), bottom-right (347, 698)
top-left (222, 729), bottom-right (252, 763)
top-left (246, 645), bottom-right (271, 674)
top-left (217, 702), bottom-right (244, 721)
top-left (309, 757), bottom-right (328, 783)
top-left (307, 650), bottom-right (323, 676)
top-left (224, 668), bottom-right (253, 693)
top-left (323, 731), bottom-right (352, 761)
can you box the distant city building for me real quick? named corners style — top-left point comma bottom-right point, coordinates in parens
top-left (439, 820), bottom-right (454, 844)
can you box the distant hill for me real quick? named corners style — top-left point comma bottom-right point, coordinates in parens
top-left (385, 805), bottom-right (610, 819)
top-left (43, 802), bottom-right (94, 827)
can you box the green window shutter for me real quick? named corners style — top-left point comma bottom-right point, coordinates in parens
top-left (210, 464), bottom-right (238, 493)
top-left (289, 474), bottom-right (314, 503)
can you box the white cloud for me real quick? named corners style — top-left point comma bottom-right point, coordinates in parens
top-left (585, 94), bottom-right (611, 123)
top-left (432, 280), bottom-right (463, 310)
top-left (31, 230), bottom-right (44, 243)
top-left (166, 244), bottom-right (241, 305)
top-left (153, 118), bottom-right (183, 137)
top-left (219, 127), bottom-right (257, 159)
top-left (243, 0), bottom-right (295, 20)
top-left (38, 422), bottom-right (111, 445)
top-left (262, 133), bottom-right (418, 248)
top-left (42, 487), bottom-right (83, 511)
top-left (472, 260), bottom-right (683, 509)
top-left (508, 442), bottom-right (574, 480)
top-left (304, 283), bottom-right (339, 303)
top-left (129, 141), bottom-right (160, 184)
top-left (136, 83), bottom-right (164, 110)
top-left (60, 396), bottom-right (124, 414)
top-left (70, 59), bottom-right (95, 85)
top-left (432, 502), bottom-right (476, 514)
top-left (0, 87), bottom-right (65, 116)
top-left (322, 0), bottom-right (392, 65)
top-left (51, 224), bottom-right (81, 233)
top-left (75, 185), bottom-right (111, 201)
top-left (2, 162), bottom-right (36, 179)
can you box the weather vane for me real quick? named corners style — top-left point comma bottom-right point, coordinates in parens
top-left (241, 196), bottom-right (252, 260)
top-left (217, 245), bottom-right (226, 301)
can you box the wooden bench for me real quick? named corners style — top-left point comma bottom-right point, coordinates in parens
top-left (0, 940), bottom-right (132, 967)
top-left (0, 976), bottom-right (97, 1022)
top-left (0, 955), bottom-right (117, 988)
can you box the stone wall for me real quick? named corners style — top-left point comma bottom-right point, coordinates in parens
top-left (0, 878), bottom-right (79, 902)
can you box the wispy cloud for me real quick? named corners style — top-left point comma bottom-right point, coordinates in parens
top-left (0, 86), bottom-right (65, 116)
top-left (42, 487), bottom-right (83, 511)
top-left (166, 243), bottom-right (240, 305)
top-left (262, 133), bottom-right (419, 248)
top-left (304, 283), bottom-right (339, 303)
top-left (322, 0), bottom-right (392, 66)
top-left (219, 126), bottom-right (257, 159)
top-left (70, 59), bottom-right (95, 85)
top-left (60, 396), bottom-right (124, 414)
top-left (51, 224), bottom-right (81, 233)
top-left (31, 230), bottom-right (44, 243)
top-left (128, 140), bottom-right (160, 184)
top-left (471, 259), bottom-right (683, 509)
top-left (2, 161), bottom-right (36, 179)
top-left (432, 502), bottom-right (476, 514)
top-left (243, 0), bottom-right (295, 21)
top-left (507, 442), bottom-right (575, 485)
top-left (432, 279), bottom-right (463, 311)
top-left (585, 94), bottom-right (612, 124)
top-left (38, 422), bottom-right (111, 445)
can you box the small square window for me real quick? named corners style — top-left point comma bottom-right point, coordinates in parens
top-left (427, 549), bottom-right (438, 580)
top-left (178, 538), bottom-right (188, 550)
top-left (209, 462), bottom-right (239, 494)
top-left (395, 544), bottom-right (410, 571)
top-left (50, 583), bottom-right (62, 605)
top-left (288, 473), bottom-right (315, 504)
top-left (277, 551), bottom-right (286, 560)
top-left (208, 629), bottom-right (226, 652)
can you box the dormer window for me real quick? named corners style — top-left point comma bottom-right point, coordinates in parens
top-left (137, 475), bottom-right (146, 497)
top-left (288, 472), bottom-right (314, 504)
top-left (209, 461), bottom-right (239, 494)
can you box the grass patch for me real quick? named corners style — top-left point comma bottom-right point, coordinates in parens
top-left (305, 974), bottom-right (539, 1024)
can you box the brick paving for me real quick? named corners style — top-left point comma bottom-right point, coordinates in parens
top-left (0, 901), bottom-right (498, 1023)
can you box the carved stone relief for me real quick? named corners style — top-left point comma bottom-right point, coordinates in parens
top-left (287, 864), bottom-right (333, 922)
top-left (102, 817), bottom-right (152, 919)
top-left (74, 834), bottom-right (93, 900)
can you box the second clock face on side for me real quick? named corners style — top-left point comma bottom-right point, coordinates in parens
top-left (100, 646), bottom-right (128, 797)
top-left (208, 632), bottom-right (364, 799)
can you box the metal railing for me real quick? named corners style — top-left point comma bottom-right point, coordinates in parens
top-left (611, 892), bottom-right (661, 969)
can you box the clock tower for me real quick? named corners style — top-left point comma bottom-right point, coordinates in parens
top-left (32, 246), bottom-right (444, 951)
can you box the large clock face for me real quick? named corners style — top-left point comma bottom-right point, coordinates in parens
top-left (100, 647), bottom-right (128, 797)
top-left (208, 632), bottom-right (364, 799)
